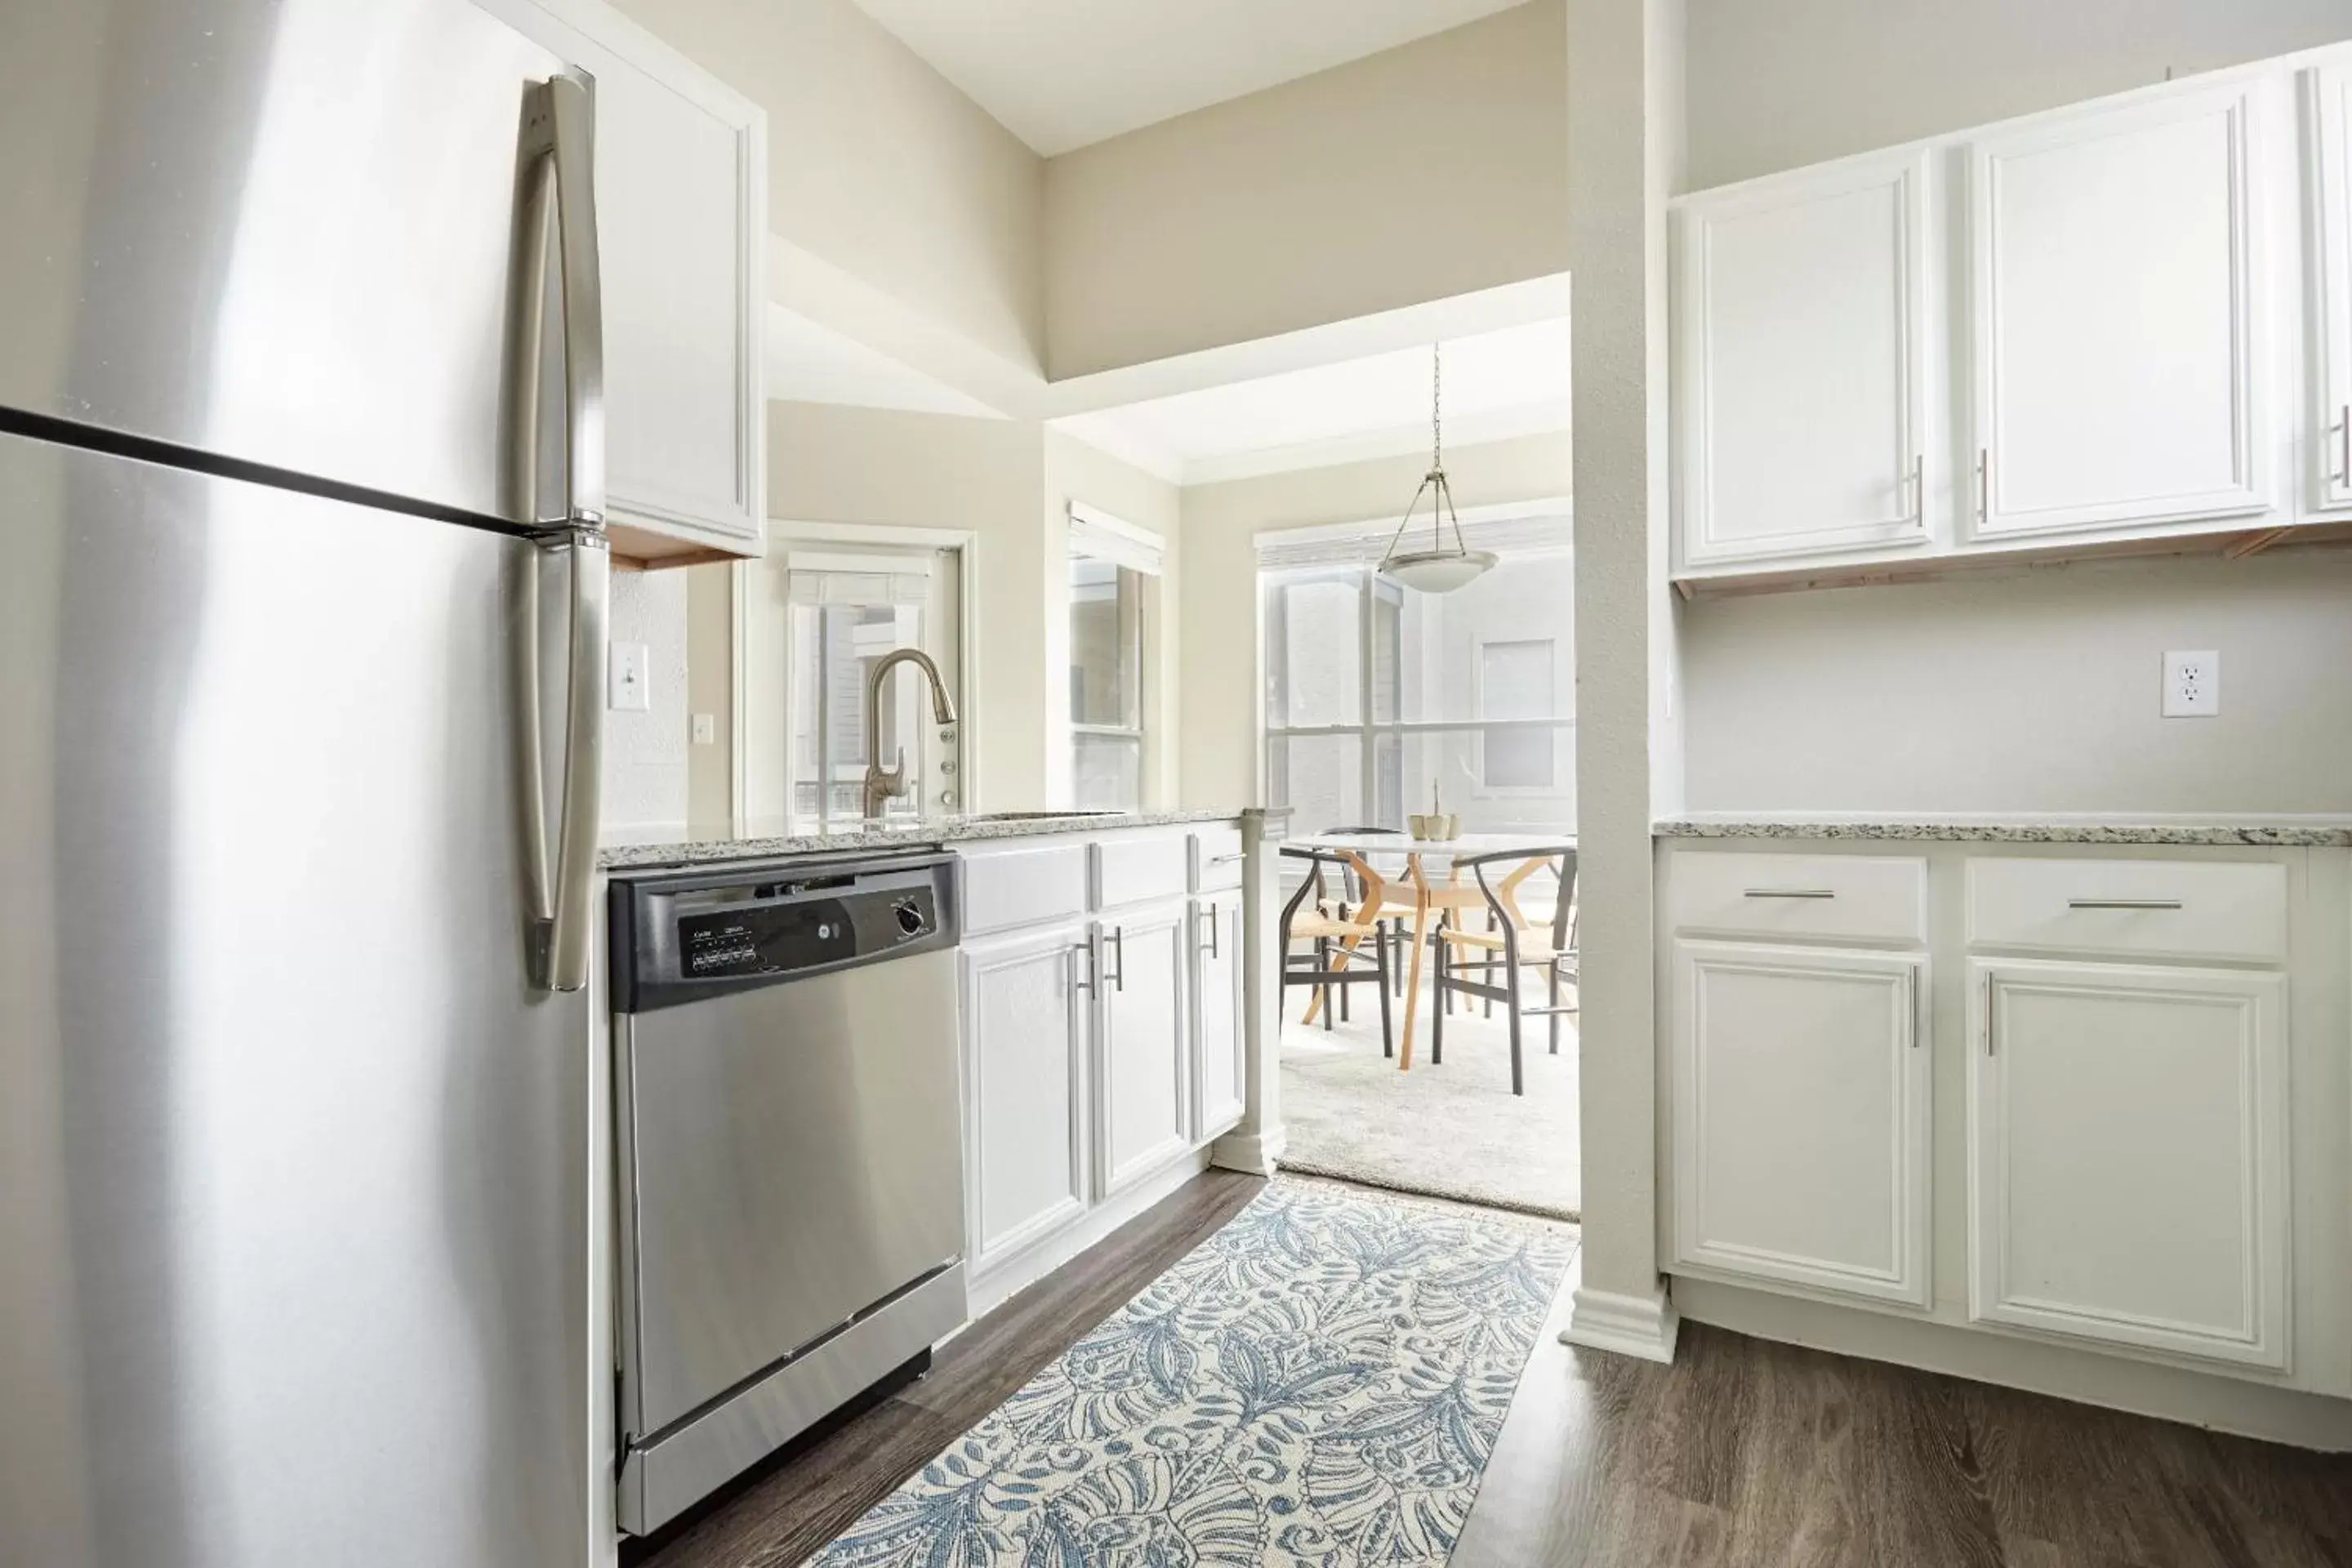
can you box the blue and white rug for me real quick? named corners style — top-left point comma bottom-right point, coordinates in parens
top-left (806, 1181), bottom-right (1577, 1567)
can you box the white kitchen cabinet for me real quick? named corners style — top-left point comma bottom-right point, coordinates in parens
top-left (492, 0), bottom-right (766, 558)
top-left (1189, 890), bottom-right (1245, 1142)
top-left (1670, 940), bottom-right (1931, 1308)
top-left (2305, 61), bottom-right (2352, 511)
top-left (1968, 957), bottom-right (2288, 1370)
top-left (1967, 82), bottom-right (2270, 541)
top-left (1674, 151), bottom-right (1932, 568)
top-left (959, 922), bottom-right (1090, 1274)
top-left (1094, 899), bottom-right (1192, 1196)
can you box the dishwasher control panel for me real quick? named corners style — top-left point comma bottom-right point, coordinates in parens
top-left (609, 850), bottom-right (958, 1013)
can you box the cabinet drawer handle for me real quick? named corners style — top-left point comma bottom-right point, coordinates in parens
top-left (1197, 906), bottom-right (1221, 959)
top-left (1909, 453), bottom-right (1925, 525)
top-left (1108, 925), bottom-right (1126, 992)
top-left (1074, 938), bottom-right (1098, 994)
top-left (1208, 852), bottom-right (1245, 865)
top-left (2336, 405), bottom-right (2350, 486)
top-left (1743, 888), bottom-right (1836, 900)
top-left (2066, 898), bottom-right (2184, 911)
top-left (1976, 448), bottom-right (1990, 523)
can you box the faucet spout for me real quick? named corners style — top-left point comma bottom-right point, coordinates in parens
top-left (862, 647), bottom-right (957, 822)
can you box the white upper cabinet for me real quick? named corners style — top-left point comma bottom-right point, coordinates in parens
top-left (2305, 61), bottom-right (2352, 512)
top-left (494, 0), bottom-right (767, 557)
top-left (1966, 82), bottom-right (2270, 541)
top-left (1675, 151), bottom-right (1931, 568)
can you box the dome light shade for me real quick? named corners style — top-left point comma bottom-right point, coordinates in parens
top-left (1379, 547), bottom-right (1498, 595)
top-left (1374, 345), bottom-right (1492, 595)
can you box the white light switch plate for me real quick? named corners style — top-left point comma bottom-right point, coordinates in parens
top-left (692, 712), bottom-right (717, 745)
top-left (609, 641), bottom-right (651, 712)
top-left (2163, 650), bottom-right (2219, 717)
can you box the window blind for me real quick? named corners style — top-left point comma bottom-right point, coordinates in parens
top-left (785, 550), bottom-right (933, 608)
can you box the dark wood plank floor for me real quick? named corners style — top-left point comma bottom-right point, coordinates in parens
top-left (635, 1169), bottom-right (2352, 1568)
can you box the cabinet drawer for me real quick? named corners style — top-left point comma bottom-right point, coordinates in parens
top-left (1668, 853), bottom-right (1927, 944)
top-left (960, 843), bottom-right (1089, 936)
top-left (1093, 833), bottom-right (1189, 911)
top-left (1966, 858), bottom-right (2286, 964)
top-left (1190, 826), bottom-right (1245, 893)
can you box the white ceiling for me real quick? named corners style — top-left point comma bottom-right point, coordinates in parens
top-left (1051, 317), bottom-right (1570, 486)
top-left (849, 0), bottom-right (1530, 155)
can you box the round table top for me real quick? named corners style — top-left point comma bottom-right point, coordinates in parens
top-left (1287, 829), bottom-right (1575, 863)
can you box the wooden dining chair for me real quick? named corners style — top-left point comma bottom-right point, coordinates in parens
top-left (1277, 847), bottom-right (1394, 1055)
top-left (1428, 849), bottom-right (1578, 1096)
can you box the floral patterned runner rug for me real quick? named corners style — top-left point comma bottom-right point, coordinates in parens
top-left (804, 1179), bottom-right (1579, 1566)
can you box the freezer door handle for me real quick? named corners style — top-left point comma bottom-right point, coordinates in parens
top-left (515, 72), bottom-right (606, 528)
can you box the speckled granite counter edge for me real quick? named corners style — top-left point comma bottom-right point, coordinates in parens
top-left (599, 808), bottom-right (1245, 871)
top-left (1655, 819), bottom-right (2352, 847)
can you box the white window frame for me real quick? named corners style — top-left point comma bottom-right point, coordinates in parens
top-left (733, 520), bottom-right (979, 835)
top-left (1065, 502), bottom-right (1162, 811)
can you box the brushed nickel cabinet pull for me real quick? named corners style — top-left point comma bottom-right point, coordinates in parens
top-left (2067, 898), bottom-right (2184, 911)
top-left (1744, 888), bottom-right (1837, 900)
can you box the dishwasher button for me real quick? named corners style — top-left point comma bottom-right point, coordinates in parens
top-left (893, 898), bottom-right (926, 937)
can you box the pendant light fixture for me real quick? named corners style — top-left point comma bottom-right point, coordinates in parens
top-left (1376, 343), bottom-right (1494, 594)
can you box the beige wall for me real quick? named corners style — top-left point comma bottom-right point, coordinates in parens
top-left (612, 0), bottom-right (1044, 371)
top-left (764, 402), bottom-right (1049, 808)
top-left (684, 563), bottom-right (733, 833)
top-left (1682, 552), bottom-right (2352, 817)
top-left (1683, 0), bottom-right (2352, 190)
top-left (1043, 429), bottom-right (1183, 807)
top-left (1174, 431), bottom-right (1571, 812)
top-left (1041, 0), bottom-right (1569, 378)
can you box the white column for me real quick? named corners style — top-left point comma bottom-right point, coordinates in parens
top-left (1562, 0), bottom-right (1685, 1363)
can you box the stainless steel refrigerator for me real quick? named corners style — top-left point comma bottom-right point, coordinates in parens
top-left (0, 3), bottom-right (613, 1565)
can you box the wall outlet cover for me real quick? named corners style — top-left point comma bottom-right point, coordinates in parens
top-left (609, 640), bottom-right (652, 712)
top-left (2163, 650), bottom-right (2219, 718)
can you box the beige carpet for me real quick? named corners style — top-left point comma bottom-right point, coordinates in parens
top-left (1276, 991), bottom-right (1581, 1221)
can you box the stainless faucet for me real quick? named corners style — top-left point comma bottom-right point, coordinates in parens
top-left (862, 647), bottom-right (958, 822)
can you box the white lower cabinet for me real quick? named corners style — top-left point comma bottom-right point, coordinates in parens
top-left (959, 922), bottom-right (1089, 1274)
top-left (1968, 958), bottom-right (2289, 1370)
top-left (1094, 899), bottom-right (1192, 1196)
top-left (1190, 891), bottom-right (1245, 1141)
top-left (1670, 940), bottom-right (1931, 1307)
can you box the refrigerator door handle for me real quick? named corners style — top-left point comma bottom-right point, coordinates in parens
top-left (513, 71), bottom-right (608, 994)
top-left (543, 527), bottom-right (608, 992)
top-left (519, 71), bottom-right (606, 528)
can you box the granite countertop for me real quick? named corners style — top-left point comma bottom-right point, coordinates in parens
top-left (1654, 816), bottom-right (2352, 847)
top-left (599, 808), bottom-right (1247, 871)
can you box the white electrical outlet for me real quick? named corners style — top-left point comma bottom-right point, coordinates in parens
top-left (2163, 650), bottom-right (2219, 717)
top-left (691, 712), bottom-right (717, 745)
top-left (609, 641), bottom-right (651, 712)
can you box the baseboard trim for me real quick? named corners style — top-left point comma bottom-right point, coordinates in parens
top-left (1563, 1283), bottom-right (1681, 1364)
top-left (1209, 1124), bottom-right (1285, 1177)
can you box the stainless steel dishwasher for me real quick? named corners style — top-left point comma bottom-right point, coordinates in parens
top-left (608, 849), bottom-right (967, 1535)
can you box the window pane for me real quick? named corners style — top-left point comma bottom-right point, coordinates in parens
top-left (1266, 570), bottom-right (1361, 727)
top-left (1370, 579), bottom-right (1402, 724)
top-left (1073, 732), bottom-right (1142, 810)
top-left (1396, 726), bottom-right (1574, 830)
top-left (791, 602), bottom-right (932, 826)
top-left (1398, 550), bottom-right (1574, 724)
top-left (1267, 732), bottom-right (1363, 838)
top-left (1070, 557), bottom-right (1141, 728)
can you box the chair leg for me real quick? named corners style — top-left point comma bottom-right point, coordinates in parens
top-left (1507, 970), bottom-right (1525, 1096)
top-left (1317, 938), bottom-right (1333, 1031)
top-left (1548, 963), bottom-right (1562, 1054)
top-left (1339, 945), bottom-right (1352, 1022)
top-left (1431, 939), bottom-right (1446, 1064)
top-left (1389, 923), bottom-right (1404, 996)
top-left (1483, 909), bottom-right (1497, 1018)
top-left (1375, 937), bottom-right (1394, 1058)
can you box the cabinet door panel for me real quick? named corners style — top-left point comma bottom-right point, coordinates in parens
top-left (1191, 893), bottom-right (1245, 1140)
top-left (1097, 904), bottom-right (1191, 1195)
top-left (1969, 959), bottom-right (2287, 1369)
top-left (960, 926), bottom-right (1088, 1271)
top-left (492, 0), bottom-right (765, 550)
top-left (1969, 84), bottom-right (2268, 538)
top-left (2308, 63), bottom-right (2352, 511)
top-left (1677, 152), bottom-right (1930, 568)
top-left (1672, 942), bottom-right (1931, 1307)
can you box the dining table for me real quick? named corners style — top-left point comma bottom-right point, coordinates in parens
top-left (1286, 828), bottom-right (1578, 1069)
